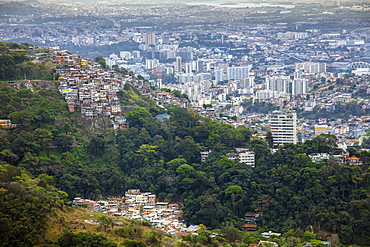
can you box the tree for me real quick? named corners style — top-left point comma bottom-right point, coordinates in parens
top-left (54, 133), bottom-right (73, 152)
top-left (176, 164), bottom-right (195, 174)
top-left (183, 194), bottom-right (225, 228)
top-left (95, 56), bottom-right (108, 69)
top-left (0, 165), bottom-right (65, 246)
top-left (0, 54), bottom-right (15, 80)
top-left (58, 231), bottom-right (117, 247)
top-left (173, 136), bottom-right (200, 164)
top-left (220, 222), bottom-right (241, 242)
top-left (303, 134), bottom-right (338, 154)
top-left (9, 110), bottom-right (39, 128)
top-left (34, 128), bottom-right (53, 147)
top-left (243, 232), bottom-right (262, 246)
top-left (302, 231), bottom-right (316, 243)
top-left (225, 185), bottom-right (243, 196)
top-left (98, 216), bottom-right (114, 232)
top-left (87, 133), bottom-right (106, 156)
top-left (236, 125), bottom-right (252, 144)
top-left (136, 144), bottom-right (158, 167)
top-left (124, 239), bottom-right (146, 247)
top-left (127, 107), bottom-right (152, 128)
top-left (265, 131), bottom-right (273, 148)
top-left (0, 149), bottom-right (19, 165)
top-left (310, 240), bottom-right (326, 247)
top-left (112, 65), bottom-right (128, 75)
top-left (166, 158), bottom-right (187, 170)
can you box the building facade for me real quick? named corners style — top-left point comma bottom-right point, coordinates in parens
top-left (227, 65), bottom-right (252, 80)
top-left (270, 110), bottom-right (297, 145)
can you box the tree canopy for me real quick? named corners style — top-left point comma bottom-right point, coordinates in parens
top-left (0, 81), bottom-right (369, 246)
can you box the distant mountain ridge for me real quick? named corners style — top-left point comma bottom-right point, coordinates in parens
top-left (0, 1), bottom-right (38, 16)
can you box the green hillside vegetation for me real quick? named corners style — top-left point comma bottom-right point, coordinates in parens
top-left (0, 164), bottom-right (66, 246)
top-left (118, 83), bottom-right (158, 111)
top-left (0, 163), bottom-right (171, 247)
top-left (0, 42), bottom-right (56, 80)
top-left (0, 76), bottom-right (369, 245)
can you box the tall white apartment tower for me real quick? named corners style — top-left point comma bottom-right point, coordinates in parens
top-left (143, 33), bottom-right (156, 45)
top-left (175, 56), bottom-right (182, 72)
top-left (214, 69), bottom-right (223, 82)
top-left (266, 76), bottom-right (290, 94)
top-left (270, 110), bottom-right (297, 145)
top-left (227, 65), bottom-right (252, 80)
top-left (291, 78), bottom-right (307, 96)
top-left (295, 62), bottom-right (326, 74)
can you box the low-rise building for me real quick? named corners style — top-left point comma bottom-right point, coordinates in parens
top-left (0, 119), bottom-right (17, 128)
top-left (346, 157), bottom-right (363, 165)
top-left (226, 149), bottom-right (255, 167)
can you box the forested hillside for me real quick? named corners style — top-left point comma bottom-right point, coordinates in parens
top-left (0, 80), bottom-right (369, 246)
top-left (0, 42), bottom-right (57, 80)
top-left (0, 163), bottom-right (170, 247)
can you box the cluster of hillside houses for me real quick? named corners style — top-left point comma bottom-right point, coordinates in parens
top-left (39, 48), bottom-right (188, 130)
top-left (73, 189), bottom-right (198, 237)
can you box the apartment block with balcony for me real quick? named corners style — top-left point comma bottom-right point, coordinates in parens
top-left (270, 110), bottom-right (297, 145)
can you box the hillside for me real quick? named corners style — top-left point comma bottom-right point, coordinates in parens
top-left (0, 42), bottom-right (57, 81)
top-left (0, 47), bottom-right (369, 246)
top-left (0, 164), bottom-right (172, 247)
top-left (45, 208), bottom-right (172, 247)
top-left (118, 83), bottom-right (159, 114)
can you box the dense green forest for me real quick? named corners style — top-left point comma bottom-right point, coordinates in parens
top-left (0, 164), bottom-right (66, 246)
top-left (1, 65), bottom-right (370, 247)
top-left (0, 163), bottom-right (167, 247)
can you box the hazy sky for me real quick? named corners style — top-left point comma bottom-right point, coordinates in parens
top-left (21, 0), bottom-right (364, 3)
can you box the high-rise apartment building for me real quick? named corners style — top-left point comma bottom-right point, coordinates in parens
top-left (175, 56), bottom-right (182, 72)
top-left (270, 110), bottom-right (297, 145)
top-left (146, 59), bottom-right (159, 70)
top-left (214, 69), bottom-right (223, 82)
top-left (197, 60), bottom-right (205, 72)
top-left (132, 50), bottom-right (141, 60)
top-left (291, 78), bottom-right (307, 96)
top-left (266, 76), bottom-right (307, 96)
top-left (143, 33), bottom-right (156, 45)
top-left (277, 31), bottom-right (309, 40)
top-left (227, 65), bottom-right (252, 80)
top-left (266, 76), bottom-right (290, 94)
top-left (295, 62), bottom-right (326, 74)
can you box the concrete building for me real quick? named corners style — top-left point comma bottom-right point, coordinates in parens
top-left (239, 150), bottom-right (255, 167)
top-left (200, 150), bottom-right (211, 162)
top-left (226, 149), bottom-right (255, 167)
top-left (295, 62), bottom-right (326, 74)
top-left (314, 124), bottom-right (328, 136)
top-left (266, 76), bottom-right (290, 94)
top-left (214, 69), bottom-right (223, 82)
top-left (270, 110), bottom-right (297, 145)
top-left (146, 59), bottom-right (159, 70)
top-left (120, 51), bottom-right (132, 60)
top-left (132, 50), bottom-right (141, 60)
top-left (266, 76), bottom-right (307, 96)
top-left (143, 33), bottom-right (156, 45)
top-left (291, 78), bottom-right (307, 96)
top-left (277, 31), bottom-right (308, 40)
top-left (175, 56), bottom-right (182, 72)
top-left (255, 89), bottom-right (288, 100)
top-left (227, 65), bottom-right (252, 80)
